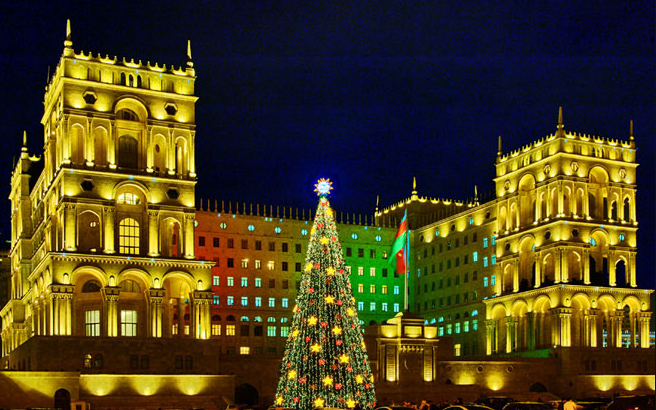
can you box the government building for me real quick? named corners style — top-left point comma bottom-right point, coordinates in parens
top-left (0, 22), bottom-right (653, 409)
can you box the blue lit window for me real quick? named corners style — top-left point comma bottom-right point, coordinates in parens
top-left (274, 227), bottom-right (281, 234)
top-left (247, 224), bottom-right (255, 231)
top-left (281, 298), bottom-right (289, 308)
top-left (455, 322), bottom-right (461, 333)
top-left (220, 223), bottom-right (227, 229)
top-left (473, 252), bottom-right (478, 262)
top-left (227, 296), bottom-right (234, 306)
top-left (469, 218), bottom-right (474, 225)
top-left (375, 235), bottom-right (382, 242)
top-left (483, 237), bottom-right (488, 248)
top-left (619, 234), bottom-right (625, 242)
top-left (590, 238), bottom-right (597, 246)
top-left (393, 303), bottom-right (400, 313)
top-left (213, 295), bottom-right (219, 305)
top-left (491, 235), bottom-right (496, 245)
top-left (241, 297), bottom-right (248, 306)
top-left (358, 301), bottom-right (364, 310)
top-left (417, 269), bottom-right (421, 278)
top-left (483, 277), bottom-right (489, 287)
top-left (491, 255), bottom-right (496, 265)
top-left (435, 230), bottom-right (440, 237)
top-left (301, 229), bottom-right (308, 235)
top-left (394, 286), bottom-right (400, 295)
top-left (369, 302), bottom-right (376, 311)
top-left (491, 275), bottom-right (497, 286)
top-left (351, 233), bottom-right (358, 240)
top-left (483, 257), bottom-right (489, 268)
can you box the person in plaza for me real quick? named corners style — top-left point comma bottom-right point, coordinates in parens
top-left (564, 398), bottom-right (582, 410)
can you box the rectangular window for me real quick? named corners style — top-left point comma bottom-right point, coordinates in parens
top-left (473, 291), bottom-right (477, 300)
top-left (227, 296), bottom-right (234, 306)
top-left (226, 325), bottom-right (236, 336)
top-left (358, 301), bottom-right (364, 310)
top-left (473, 270), bottom-right (478, 280)
top-left (282, 298), bottom-right (289, 308)
top-left (393, 303), bottom-right (400, 313)
top-left (455, 294), bottom-right (460, 304)
top-left (382, 285), bottom-right (388, 294)
top-left (267, 326), bottom-right (276, 337)
top-left (484, 277), bottom-right (489, 287)
top-left (464, 235), bottom-right (468, 245)
top-left (241, 297), bottom-right (248, 306)
top-left (464, 272), bottom-right (469, 283)
top-left (212, 324), bottom-right (221, 336)
top-left (282, 280), bottom-right (289, 289)
top-left (227, 258), bottom-right (234, 268)
top-left (447, 324), bottom-right (452, 335)
top-left (255, 297), bottom-right (262, 307)
top-left (199, 236), bottom-right (206, 247)
top-left (473, 251), bottom-right (478, 262)
top-left (241, 259), bottom-right (248, 269)
top-left (439, 279), bottom-right (443, 289)
top-left (370, 302), bottom-right (376, 311)
top-left (438, 327), bottom-right (444, 337)
top-left (85, 310), bottom-right (100, 337)
top-left (358, 267), bottom-right (364, 276)
top-left (240, 347), bottom-right (250, 355)
top-left (464, 292), bottom-right (469, 302)
top-left (370, 267), bottom-right (376, 277)
top-left (255, 278), bottom-right (262, 288)
top-left (118, 218), bottom-right (139, 254)
top-left (455, 322), bottom-right (461, 334)
top-left (295, 244), bottom-right (302, 253)
top-left (358, 248), bottom-right (364, 257)
top-left (483, 237), bottom-right (489, 248)
top-left (121, 310), bottom-right (137, 337)
top-left (227, 238), bottom-right (234, 248)
top-left (491, 275), bottom-right (497, 286)
top-left (491, 235), bottom-right (496, 245)
top-left (455, 275), bottom-right (460, 285)
top-left (213, 237), bottom-right (220, 247)
top-left (267, 261), bottom-right (275, 270)
top-left (282, 261), bottom-right (288, 271)
top-left (346, 247), bottom-right (352, 257)
top-left (255, 240), bottom-right (262, 250)
top-left (370, 284), bottom-right (376, 293)
top-left (370, 249), bottom-right (376, 258)
top-left (255, 260), bottom-right (262, 269)
top-left (382, 302), bottom-right (388, 312)
top-left (280, 326), bottom-right (290, 337)
top-left (282, 243), bottom-right (288, 252)
top-left (455, 257), bottom-right (460, 267)
top-left (269, 279), bottom-right (275, 288)
top-left (447, 296), bottom-right (451, 306)
top-left (213, 295), bottom-right (220, 305)
top-left (227, 277), bottom-right (234, 287)
top-left (439, 298), bottom-right (444, 307)
top-left (240, 325), bottom-right (249, 336)
top-left (382, 268), bottom-right (388, 277)
top-left (212, 276), bottom-right (220, 286)
top-left (464, 255), bottom-right (468, 265)
top-left (464, 321), bottom-right (469, 332)
top-left (358, 284), bottom-right (364, 293)
top-left (394, 285), bottom-right (400, 295)
top-left (268, 242), bottom-right (275, 251)
top-left (483, 256), bottom-right (489, 267)
top-left (268, 298), bottom-right (275, 307)
top-left (241, 239), bottom-right (248, 249)
top-left (295, 262), bottom-right (302, 272)
top-left (492, 255), bottom-right (496, 265)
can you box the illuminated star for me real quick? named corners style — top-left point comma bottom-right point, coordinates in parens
top-left (325, 207), bottom-right (333, 217)
top-left (355, 375), bottom-right (364, 384)
top-left (305, 263), bottom-right (313, 272)
top-left (322, 376), bottom-right (333, 386)
top-left (326, 267), bottom-right (335, 276)
top-left (325, 295), bottom-right (335, 304)
top-left (346, 399), bottom-right (357, 408)
top-left (339, 354), bottom-right (350, 364)
top-left (310, 343), bottom-right (322, 353)
top-left (308, 316), bottom-right (318, 325)
top-left (347, 308), bottom-right (355, 317)
top-left (332, 326), bottom-right (342, 335)
top-left (276, 397), bottom-right (284, 405)
top-left (292, 329), bottom-right (300, 338)
top-left (288, 370), bottom-right (296, 379)
top-left (320, 237), bottom-right (329, 245)
top-left (314, 398), bottom-right (325, 408)
top-left (314, 178), bottom-right (333, 196)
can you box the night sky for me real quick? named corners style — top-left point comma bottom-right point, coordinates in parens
top-left (0, 2), bottom-right (653, 288)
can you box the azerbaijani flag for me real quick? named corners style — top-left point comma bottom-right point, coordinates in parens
top-left (389, 210), bottom-right (408, 274)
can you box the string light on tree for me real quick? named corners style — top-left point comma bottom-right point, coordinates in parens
top-left (275, 179), bottom-right (376, 410)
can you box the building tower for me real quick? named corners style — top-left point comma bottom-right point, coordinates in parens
top-left (1, 21), bottom-right (213, 363)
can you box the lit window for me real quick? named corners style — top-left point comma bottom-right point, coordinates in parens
top-left (483, 257), bottom-right (489, 267)
top-left (473, 319), bottom-right (478, 331)
top-left (241, 277), bottom-right (248, 287)
top-left (370, 284), bottom-right (376, 293)
top-left (85, 310), bottom-right (100, 337)
top-left (438, 327), bottom-right (444, 336)
top-left (280, 327), bottom-right (290, 337)
top-left (358, 267), bottom-right (364, 276)
top-left (267, 326), bottom-right (276, 337)
top-left (212, 276), bottom-right (220, 286)
top-left (351, 233), bottom-right (358, 240)
top-left (227, 296), bottom-right (234, 306)
top-left (619, 234), bottom-right (626, 242)
top-left (469, 217), bottom-right (474, 225)
top-left (393, 303), bottom-right (400, 313)
top-left (255, 278), bottom-right (262, 288)
top-left (455, 322), bottom-right (461, 334)
top-left (370, 267), bottom-right (376, 277)
top-left (269, 298), bottom-right (275, 307)
top-left (213, 295), bottom-right (220, 305)
top-left (447, 324), bottom-right (452, 335)
top-left (590, 238), bottom-right (597, 246)
top-left (491, 255), bottom-right (496, 265)
top-left (241, 297), bottom-right (248, 306)
top-left (394, 286), bottom-right (400, 295)
top-left (382, 285), bottom-right (388, 294)
top-left (483, 237), bottom-right (488, 248)
top-left (240, 347), bottom-right (250, 355)
top-left (241, 259), bottom-right (248, 269)
top-left (358, 284), bottom-right (364, 293)
top-left (117, 192), bottom-right (140, 205)
top-left (281, 298), bottom-right (289, 308)
top-left (301, 229), bottom-right (308, 236)
top-left (491, 275), bottom-right (496, 286)
top-left (464, 321), bottom-right (469, 332)
top-left (358, 301), bottom-right (364, 310)
top-left (226, 325), bottom-right (236, 336)
top-left (491, 235), bottom-right (496, 245)
top-left (227, 277), bottom-right (234, 287)
top-left (121, 310), bottom-right (137, 337)
top-left (267, 261), bottom-right (275, 270)
top-left (370, 302), bottom-right (376, 311)
top-left (212, 324), bottom-right (221, 336)
top-left (255, 297), bottom-right (262, 307)
top-left (119, 218), bottom-right (139, 254)
top-left (483, 277), bottom-right (489, 287)
top-left (382, 303), bottom-right (388, 312)
top-left (472, 251), bottom-right (478, 262)
top-left (375, 235), bottom-right (382, 242)
top-left (247, 224), bottom-right (255, 231)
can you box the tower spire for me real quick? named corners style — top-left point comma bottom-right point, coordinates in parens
top-left (21, 131), bottom-right (28, 158)
top-left (629, 119), bottom-right (634, 141)
top-left (497, 135), bottom-right (502, 157)
top-left (556, 106), bottom-right (565, 137)
top-left (375, 195), bottom-right (379, 213)
top-left (63, 19), bottom-right (74, 56)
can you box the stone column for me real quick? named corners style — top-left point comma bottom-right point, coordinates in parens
top-left (557, 181), bottom-right (564, 216)
top-left (561, 248), bottom-right (569, 283)
top-left (583, 185), bottom-right (589, 218)
top-left (177, 297), bottom-right (186, 337)
top-left (629, 312), bottom-right (636, 348)
top-left (505, 316), bottom-right (516, 353)
top-left (184, 213), bottom-right (195, 259)
top-left (628, 252), bottom-right (637, 287)
top-left (526, 312), bottom-right (536, 350)
top-left (108, 120), bottom-right (116, 169)
top-left (586, 309), bottom-right (599, 347)
top-left (550, 307), bottom-right (573, 347)
top-left (146, 125), bottom-right (154, 173)
top-left (583, 249), bottom-right (591, 284)
top-left (638, 312), bottom-right (652, 348)
top-left (609, 310), bottom-right (624, 348)
top-left (167, 128), bottom-right (176, 175)
top-left (485, 319), bottom-right (495, 355)
top-left (63, 202), bottom-right (77, 251)
top-left (148, 288), bottom-right (165, 338)
top-left (512, 260), bottom-right (519, 292)
top-left (102, 287), bottom-right (120, 337)
top-left (554, 248), bottom-right (562, 283)
top-left (189, 131), bottom-right (196, 178)
top-left (148, 209), bottom-right (160, 257)
top-left (103, 206), bottom-right (116, 254)
top-left (608, 251), bottom-right (616, 287)
top-left (534, 253), bottom-right (542, 288)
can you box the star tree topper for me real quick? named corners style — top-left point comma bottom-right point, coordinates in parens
top-left (314, 178), bottom-right (333, 196)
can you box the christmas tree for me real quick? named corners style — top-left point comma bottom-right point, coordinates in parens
top-left (275, 179), bottom-right (376, 410)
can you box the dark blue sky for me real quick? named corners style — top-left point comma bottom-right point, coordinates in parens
top-left (0, 2), bottom-right (653, 287)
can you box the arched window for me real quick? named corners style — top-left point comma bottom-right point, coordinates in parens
top-left (226, 315), bottom-right (235, 322)
top-left (254, 316), bottom-right (262, 322)
top-left (128, 74), bottom-right (134, 87)
top-left (117, 192), bottom-right (141, 205)
top-left (82, 280), bottom-right (102, 293)
top-left (623, 198), bottom-right (630, 221)
top-left (119, 279), bottom-right (141, 293)
top-left (94, 354), bottom-right (103, 369)
top-left (83, 354), bottom-right (92, 369)
top-left (212, 315), bottom-right (221, 321)
top-left (116, 109), bottom-right (139, 121)
top-left (118, 135), bottom-right (138, 169)
top-left (471, 310), bottom-right (478, 317)
top-left (267, 317), bottom-right (276, 323)
top-left (119, 218), bottom-right (140, 255)
top-left (137, 75), bottom-right (142, 88)
top-left (120, 72), bottom-right (126, 85)
top-left (240, 316), bottom-right (249, 322)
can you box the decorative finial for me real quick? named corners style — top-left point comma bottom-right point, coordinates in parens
top-left (629, 119), bottom-right (634, 141)
top-left (474, 185), bottom-right (478, 198)
top-left (187, 39), bottom-right (192, 60)
top-left (66, 19), bottom-right (71, 40)
top-left (375, 195), bottom-right (380, 212)
top-left (21, 131), bottom-right (28, 158)
top-left (63, 19), bottom-right (73, 55)
top-left (314, 178), bottom-right (333, 197)
top-left (497, 135), bottom-right (502, 156)
top-left (557, 106), bottom-right (563, 128)
top-left (412, 176), bottom-right (417, 190)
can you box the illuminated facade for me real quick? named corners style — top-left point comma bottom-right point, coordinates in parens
top-left (0, 21), bottom-right (215, 363)
top-left (376, 108), bottom-right (653, 357)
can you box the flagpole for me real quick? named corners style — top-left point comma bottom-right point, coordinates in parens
top-left (404, 227), bottom-right (409, 311)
